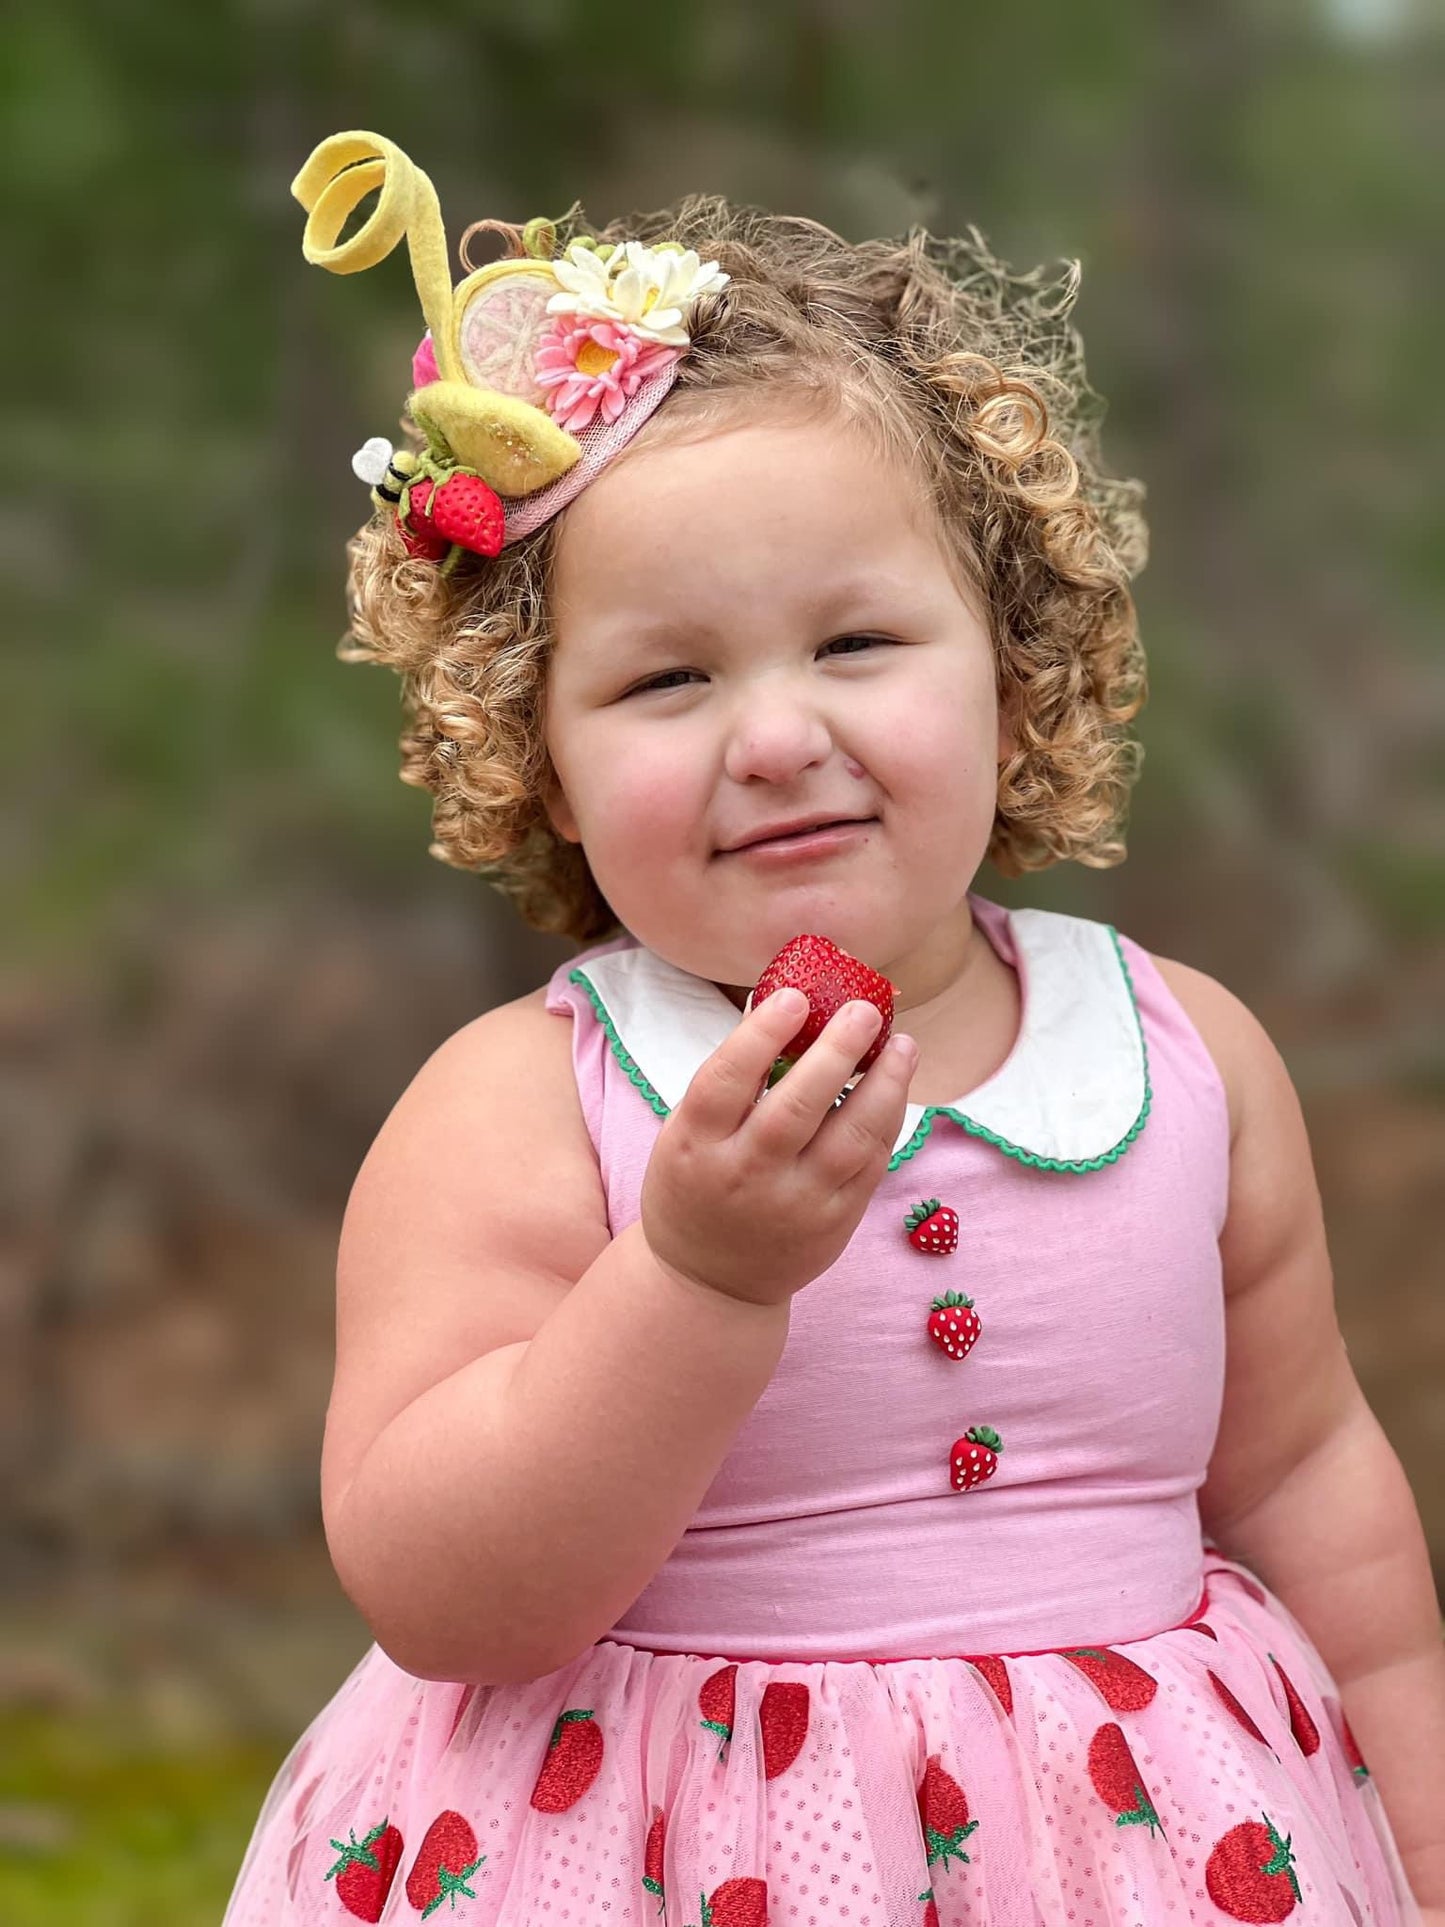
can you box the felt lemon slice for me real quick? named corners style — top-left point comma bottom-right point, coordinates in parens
top-left (453, 260), bottom-right (562, 406)
top-left (407, 381), bottom-right (580, 498)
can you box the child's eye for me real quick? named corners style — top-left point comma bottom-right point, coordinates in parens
top-left (626, 636), bottom-right (889, 697)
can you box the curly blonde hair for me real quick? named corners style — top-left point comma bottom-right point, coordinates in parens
top-left (342, 198), bottom-right (1149, 944)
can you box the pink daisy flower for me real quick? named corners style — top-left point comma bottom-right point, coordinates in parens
top-left (533, 317), bottom-right (679, 434)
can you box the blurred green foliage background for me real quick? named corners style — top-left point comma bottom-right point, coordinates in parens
top-left (4, 1), bottom-right (1441, 1921)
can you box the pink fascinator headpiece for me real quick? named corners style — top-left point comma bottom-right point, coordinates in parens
top-left (292, 132), bottom-right (728, 570)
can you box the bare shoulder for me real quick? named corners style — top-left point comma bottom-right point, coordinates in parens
top-left (321, 979), bottom-right (611, 1519)
top-left (1146, 950), bottom-right (1260, 1143)
top-left (1146, 948), bottom-right (1326, 1283)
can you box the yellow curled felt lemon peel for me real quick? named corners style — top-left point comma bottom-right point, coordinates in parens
top-left (291, 130), bottom-right (461, 386)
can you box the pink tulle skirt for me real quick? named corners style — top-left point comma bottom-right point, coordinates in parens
top-left (222, 1551), bottom-right (1420, 1927)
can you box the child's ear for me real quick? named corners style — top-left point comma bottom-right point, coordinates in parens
top-left (542, 768), bottom-right (581, 844)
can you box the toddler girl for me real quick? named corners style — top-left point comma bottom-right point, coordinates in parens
top-left (223, 130), bottom-right (1442, 1925)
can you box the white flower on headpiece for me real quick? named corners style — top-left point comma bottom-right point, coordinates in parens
top-left (547, 238), bottom-right (729, 347)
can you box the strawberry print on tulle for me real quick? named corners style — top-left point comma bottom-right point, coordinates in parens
top-left (971, 1653), bottom-right (1012, 1716)
top-left (643, 1806), bottom-right (666, 1914)
top-left (684, 1876), bottom-right (769, 1926)
top-left (529, 1707), bottom-right (604, 1811)
top-left (324, 1817), bottom-right (404, 1922)
top-left (917, 1754), bottom-right (978, 1869)
top-left (1268, 1654), bottom-right (1321, 1756)
top-left (1087, 1722), bottom-right (1165, 1836)
top-left (1062, 1646), bottom-right (1159, 1710)
top-left (697, 1665), bottom-right (809, 1778)
top-left (404, 1811), bottom-right (484, 1918)
top-left (1210, 1670), bottom-right (1273, 1747)
top-left (1205, 1814), bottom-right (1302, 1921)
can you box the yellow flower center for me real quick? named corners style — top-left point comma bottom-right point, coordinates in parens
top-left (575, 339), bottom-right (621, 377)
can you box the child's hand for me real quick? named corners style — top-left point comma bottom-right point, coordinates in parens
top-left (640, 990), bottom-right (917, 1309)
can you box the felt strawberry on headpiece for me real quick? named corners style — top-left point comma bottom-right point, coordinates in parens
top-left (294, 131), bottom-right (728, 571)
top-left (750, 934), bottom-right (897, 1091)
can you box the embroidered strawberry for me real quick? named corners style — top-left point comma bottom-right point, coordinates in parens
top-left (643, 1805), bottom-right (666, 1914)
top-left (325, 1817), bottom-right (404, 1921)
top-left (1338, 1706), bottom-right (1371, 1781)
top-left (919, 1889), bottom-right (940, 1927)
top-left (917, 1754), bottom-right (979, 1868)
top-left (685, 1875), bottom-right (770, 1926)
top-left (1209, 1670), bottom-right (1272, 1746)
top-left (908, 1201), bottom-right (960, 1257)
top-left (1184, 1621), bottom-right (1220, 1640)
top-left (1267, 1655), bottom-right (1321, 1757)
top-left (699, 1664), bottom-right (737, 1757)
top-left (427, 469), bottom-right (506, 556)
top-left (529, 1706), bottom-right (604, 1811)
top-left (926, 1287), bottom-right (979, 1357)
top-left (1062, 1647), bottom-right (1158, 1711)
top-left (395, 479), bottom-right (452, 561)
top-left (1204, 1814), bottom-right (1301, 1921)
top-left (972, 1653), bottom-right (1013, 1716)
top-left (949, 1425), bottom-right (1002, 1492)
top-left (404, 1810), bottom-right (484, 1918)
top-left (760, 1681), bottom-right (810, 1778)
top-left (751, 935), bottom-right (895, 1088)
top-left (1087, 1722), bottom-right (1165, 1836)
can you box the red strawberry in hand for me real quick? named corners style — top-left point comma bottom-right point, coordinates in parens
top-left (751, 935), bottom-right (895, 1089)
top-left (1087, 1722), bottom-right (1165, 1835)
top-left (917, 1754), bottom-right (979, 1868)
top-left (949, 1425), bottom-right (1002, 1491)
top-left (686, 1876), bottom-right (769, 1926)
top-left (643, 1806), bottom-right (666, 1913)
top-left (529, 1706), bottom-right (604, 1812)
top-left (926, 1288), bottom-right (979, 1357)
top-left (404, 1810), bottom-right (484, 1918)
top-left (907, 1200), bottom-right (960, 1256)
top-left (1063, 1647), bottom-right (1158, 1711)
top-left (325, 1817), bottom-right (404, 1922)
top-left (1205, 1814), bottom-right (1301, 1921)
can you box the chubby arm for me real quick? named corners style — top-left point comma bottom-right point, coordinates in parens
top-left (1156, 956), bottom-right (1445, 1911)
top-left (321, 999), bottom-right (789, 1686)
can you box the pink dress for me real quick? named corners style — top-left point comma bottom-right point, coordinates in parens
top-left (222, 892), bottom-right (1421, 1926)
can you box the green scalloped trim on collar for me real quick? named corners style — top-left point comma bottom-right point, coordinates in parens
top-left (568, 967), bottom-right (671, 1119)
top-left (567, 923), bottom-right (1152, 1174)
top-left (887, 927), bottom-right (1153, 1174)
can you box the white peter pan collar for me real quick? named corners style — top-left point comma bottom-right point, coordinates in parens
top-left (566, 901), bottom-right (1151, 1173)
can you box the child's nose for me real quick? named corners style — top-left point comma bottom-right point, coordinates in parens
top-left (721, 695), bottom-right (840, 785)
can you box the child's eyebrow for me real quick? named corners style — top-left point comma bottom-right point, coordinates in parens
top-left (576, 574), bottom-right (931, 659)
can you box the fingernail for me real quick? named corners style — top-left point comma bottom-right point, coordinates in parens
top-left (889, 1034), bottom-right (918, 1063)
top-left (775, 988), bottom-right (806, 1015)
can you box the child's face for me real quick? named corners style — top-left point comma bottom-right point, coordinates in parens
top-left (542, 407), bottom-right (1010, 1005)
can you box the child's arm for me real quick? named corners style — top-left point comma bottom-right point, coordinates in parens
top-left (1157, 956), bottom-right (1445, 1913)
top-left (319, 997), bottom-right (790, 1686)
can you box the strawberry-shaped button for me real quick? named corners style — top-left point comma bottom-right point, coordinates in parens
top-left (751, 934), bottom-right (896, 1090)
top-left (906, 1199), bottom-right (958, 1254)
top-left (926, 1289), bottom-right (980, 1359)
top-left (948, 1425), bottom-right (1002, 1491)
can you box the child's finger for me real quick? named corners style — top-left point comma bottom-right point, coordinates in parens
top-left (682, 990), bottom-right (812, 1138)
top-left (807, 1031), bottom-right (917, 1180)
top-left (747, 1001), bottom-right (885, 1157)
